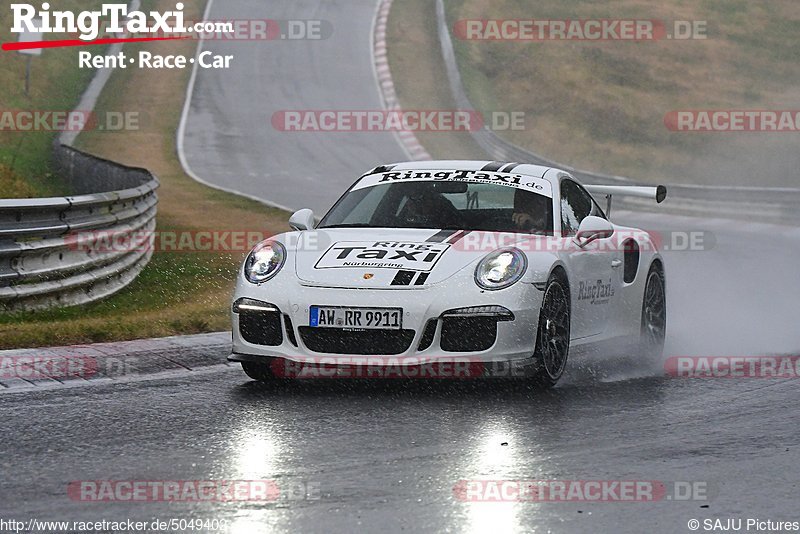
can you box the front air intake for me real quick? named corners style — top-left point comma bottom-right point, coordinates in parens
top-left (234, 298), bottom-right (283, 346)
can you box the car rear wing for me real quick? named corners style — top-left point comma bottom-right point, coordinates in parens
top-left (584, 185), bottom-right (667, 217)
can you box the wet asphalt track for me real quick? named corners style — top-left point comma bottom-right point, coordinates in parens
top-left (3, 0), bottom-right (799, 532)
top-left (2, 212), bottom-right (799, 533)
top-left (1, 349), bottom-right (799, 534)
top-left (180, 0), bottom-right (408, 214)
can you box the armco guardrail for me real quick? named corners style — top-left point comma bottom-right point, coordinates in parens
top-left (434, 0), bottom-right (800, 221)
top-left (0, 144), bottom-right (158, 311)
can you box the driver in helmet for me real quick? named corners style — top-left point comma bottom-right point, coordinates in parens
top-left (512, 189), bottom-right (552, 234)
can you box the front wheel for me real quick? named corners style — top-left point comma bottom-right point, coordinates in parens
top-left (530, 275), bottom-right (571, 388)
top-left (639, 264), bottom-right (666, 362)
top-left (241, 361), bottom-right (275, 382)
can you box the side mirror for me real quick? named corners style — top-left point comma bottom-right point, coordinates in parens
top-left (575, 216), bottom-right (614, 247)
top-left (289, 208), bottom-right (315, 231)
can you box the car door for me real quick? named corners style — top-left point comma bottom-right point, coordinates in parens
top-left (558, 178), bottom-right (621, 339)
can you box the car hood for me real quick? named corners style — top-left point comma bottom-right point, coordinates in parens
top-left (293, 228), bottom-right (493, 289)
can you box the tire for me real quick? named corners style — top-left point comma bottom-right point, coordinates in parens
top-left (639, 263), bottom-right (666, 362)
top-left (241, 361), bottom-right (275, 382)
top-left (530, 273), bottom-right (571, 388)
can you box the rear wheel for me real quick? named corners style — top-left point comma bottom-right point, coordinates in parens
top-left (530, 274), bottom-right (571, 388)
top-left (241, 361), bottom-right (275, 382)
top-left (639, 264), bottom-right (666, 362)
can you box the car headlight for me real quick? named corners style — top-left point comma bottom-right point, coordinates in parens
top-left (244, 241), bottom-right (286, 284)
top-left (474, 248), bottom-right (527, 290)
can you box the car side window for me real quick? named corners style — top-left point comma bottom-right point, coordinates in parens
top-left (560, 179), bottom-right (594, 236)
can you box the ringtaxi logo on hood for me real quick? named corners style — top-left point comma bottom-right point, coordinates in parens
top-left (315, 241), bottom-right (450, 272)
top-left (10, 2), bottom-right (189, 42)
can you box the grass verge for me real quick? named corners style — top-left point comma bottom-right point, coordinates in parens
top-left (0, 0), bottom-right (109, 197)
top-left (389, 0), bottom-right (800, 187)
top-left (386, 0), bottom-right (484, 159)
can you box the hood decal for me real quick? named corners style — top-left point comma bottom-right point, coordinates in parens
top-left (445, 230), bottom-right (471, 245)
top-left (314, 240), bottom-right (450, 272)
top-left (426, 229), bottom-right (459, 242)
top-left (296, 228), bottom-right (483, 289)
top-left (390, 270), bottom-right (431, 287)
top-left (391, 270), bottom-right (416, 285)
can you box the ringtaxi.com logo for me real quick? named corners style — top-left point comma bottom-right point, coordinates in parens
top-left (6, 5), bottom-right (332, 45)
top-left (10, 3), bottom-right (198, 42)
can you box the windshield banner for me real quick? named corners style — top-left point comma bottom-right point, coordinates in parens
top-left (353, 169), bottom-right (553, 197)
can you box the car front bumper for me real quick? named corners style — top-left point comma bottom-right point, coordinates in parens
top-left (230, 275), bottom-right (543, 369)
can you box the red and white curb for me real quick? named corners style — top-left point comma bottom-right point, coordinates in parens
top-left (0, 332), bottom-right (233, 392)
top-left (373, 0), bottom-right (431, 161)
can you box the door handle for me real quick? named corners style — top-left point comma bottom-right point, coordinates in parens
top-left (611, 259), bottom-right (623, 268)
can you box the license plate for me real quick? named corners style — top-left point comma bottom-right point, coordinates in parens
top-left (309, 306), bottom-right (402, 330)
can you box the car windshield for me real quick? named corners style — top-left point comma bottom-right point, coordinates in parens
top-left (319, 178), bottom-right (554, 234)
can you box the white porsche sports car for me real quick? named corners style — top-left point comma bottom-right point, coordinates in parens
top-left (229, 161), bottom-right (667, 387)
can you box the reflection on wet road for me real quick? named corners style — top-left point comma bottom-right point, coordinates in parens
top-left (1, 361), bottom-right (797, 534)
